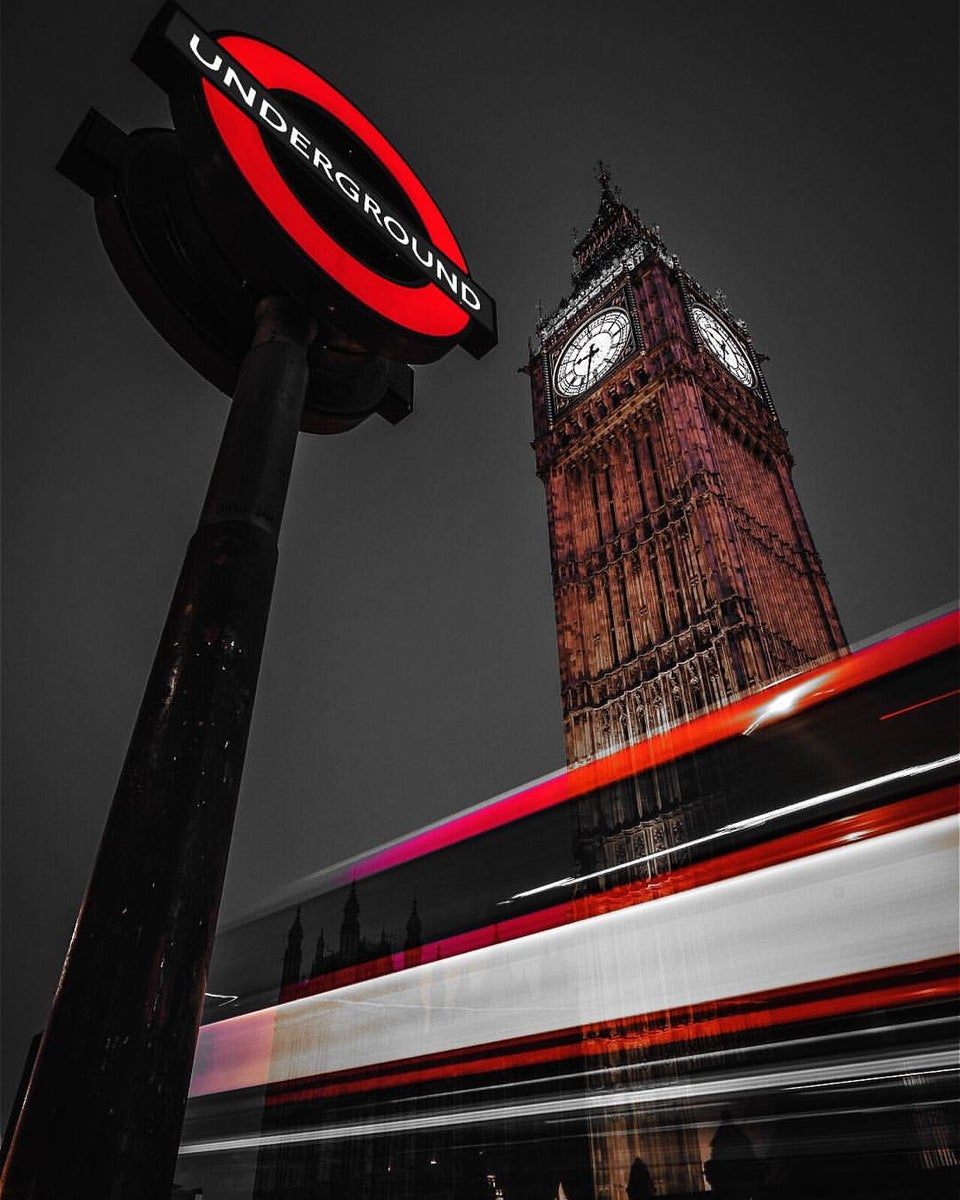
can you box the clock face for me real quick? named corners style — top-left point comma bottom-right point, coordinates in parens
top-left (690, 305), bottom-right (756, 388)
top-left (553, 308), bottom-right (632, 402)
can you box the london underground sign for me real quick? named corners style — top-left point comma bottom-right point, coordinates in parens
top-left (135, 4), bottom-right (496, 362)
top-left (182, 25), bottom-right (489, 337)
top-left (57, 3), bottom-right (496, 432)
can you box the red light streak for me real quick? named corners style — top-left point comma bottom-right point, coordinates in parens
top-left (879, 689), bottom-right (960, 721)
top-left (354, 613), bottom-right (958, 883)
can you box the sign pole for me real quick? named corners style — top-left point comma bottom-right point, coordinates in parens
top-left (1, 296), bottom-right (316, 1200)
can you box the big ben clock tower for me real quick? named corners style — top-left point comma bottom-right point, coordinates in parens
top-left (528, 169), bottom-right (846, 766)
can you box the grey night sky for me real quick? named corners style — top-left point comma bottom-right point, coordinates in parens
top-left (1, 0), bottom-right (956, 1120)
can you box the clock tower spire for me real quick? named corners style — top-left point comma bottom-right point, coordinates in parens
top-left (527, 177), bottom-right (845, 765)
top-left (571, 161), bottom-right (645, 288)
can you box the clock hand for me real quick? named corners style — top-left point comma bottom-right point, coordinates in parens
top-left (576, 342), bottom-right (599, 377)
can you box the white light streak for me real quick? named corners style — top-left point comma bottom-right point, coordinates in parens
top-left (717, 755), bottom-right (960, 835)
top-left (505, 755), bottom-right (959, 902)
top-left (179, 1048), bottom-right (957, 1156)
top-left (742, 676), bottom-right (827, 734)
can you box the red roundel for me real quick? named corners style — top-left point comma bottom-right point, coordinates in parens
top-left (202, 36), bottom-right (470, 341)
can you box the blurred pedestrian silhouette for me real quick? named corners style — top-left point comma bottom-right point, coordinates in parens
top-left (625, 1155), bottom-right (656, 1199)
top-left (703, 1113), bottom-right (763, 1199)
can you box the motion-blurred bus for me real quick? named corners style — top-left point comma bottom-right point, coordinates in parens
top-left (177, 611), bottom-right (959, 1200)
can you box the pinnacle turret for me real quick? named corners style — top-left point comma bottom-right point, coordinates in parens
top-left (280, 906), bottom-right (303, 990)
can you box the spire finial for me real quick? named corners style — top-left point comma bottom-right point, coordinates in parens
top-left (594, 159), bottom-right (619, 200)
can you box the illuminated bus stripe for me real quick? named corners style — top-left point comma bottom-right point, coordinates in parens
top-left (189, 813), bottom-right (959, 1098)
top-left (277, 783), bottom-right (959, 1003)
top-left (266, 956), bottom-right (959, 1104)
